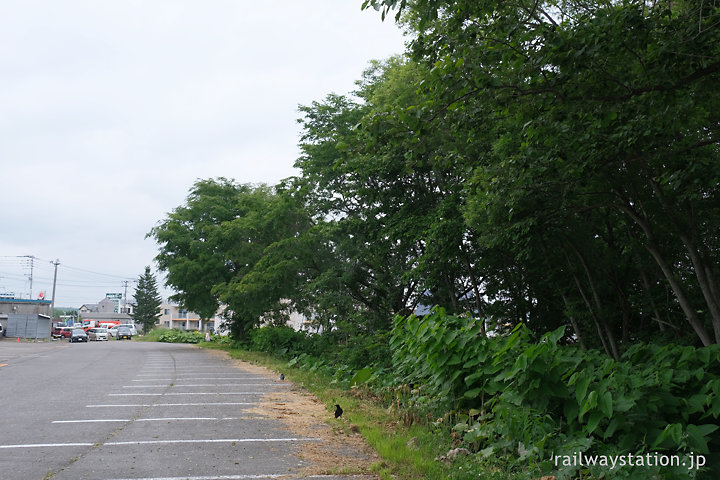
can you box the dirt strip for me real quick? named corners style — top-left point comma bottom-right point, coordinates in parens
top-left (206, 349), bottom-right (383, 479)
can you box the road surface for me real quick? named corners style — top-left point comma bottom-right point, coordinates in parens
top-left (0, 339), bottom-right (378, 480)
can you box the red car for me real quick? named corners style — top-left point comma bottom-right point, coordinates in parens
top-left (52, 326), bottom-right (74, 339)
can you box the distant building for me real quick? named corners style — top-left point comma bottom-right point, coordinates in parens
top-left (159, 302), bottom-right (221, 332)
top-left (80, 297), bottom-right (134, 315)
top-left (80, 311), bottom-right (133, 325)
top-left (0, 298), bottom-right (52, 339)
top-left (78, 297), bottom-right (133, 325)
top-left (78, 303), bottom-right (99, 313)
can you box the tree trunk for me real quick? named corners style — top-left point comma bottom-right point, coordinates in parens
top-left (462, 253), bottom-right (487, 336)
top-left (561, 293), bottom-right (587, 350)
top-left (614, 197), bottom-right (714, 345)
top-left (677, 234), bottom-right (720, 343)
top-left (643, 177), bottom-right (720, 343)
top-left (572, 271), bottom-right (612, 358)
top-left (639, 270), bottom-right (666, 333)
top-left (567, 242), bottom-right (621, 360)
top-left (645, 241), bottom-right (713, 346)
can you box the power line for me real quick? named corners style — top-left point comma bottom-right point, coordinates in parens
top-left (0, 256), bottom-right (141, 303)
top-left (0, 255), bottom-right (137, 281)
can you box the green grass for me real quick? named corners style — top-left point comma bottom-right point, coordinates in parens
top-left (196, 343), bottom-right (536, 480)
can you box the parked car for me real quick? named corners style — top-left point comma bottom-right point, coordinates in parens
top-left (99, 323), bottom-right (121, 332)
top-left (116, 327), bottom-right (132, 340)
top-left (107, 326), bottom-right (119, 338)
top-left (87, 327), bottom-right (108, 341)
top-left (118, 324), bottom-right (138, 336)
top-left (69, 328), bottom-right (88, 343)
top-left (53, 326), bottom-right (74, 339)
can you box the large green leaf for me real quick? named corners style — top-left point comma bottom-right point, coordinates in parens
top-left (349, 367), bottom-right (375, 387)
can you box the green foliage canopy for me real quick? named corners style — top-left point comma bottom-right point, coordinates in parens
top-left (149, 179), bottom-right (312, 338)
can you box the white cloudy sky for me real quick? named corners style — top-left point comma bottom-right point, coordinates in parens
top-left (0, 1), bottom-right (407, 308)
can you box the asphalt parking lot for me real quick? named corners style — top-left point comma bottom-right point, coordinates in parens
top-left (0, 339), bottom-right (376, 480)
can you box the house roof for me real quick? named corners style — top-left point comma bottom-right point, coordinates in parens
top-left (0, 298), bottom-right (52, 305)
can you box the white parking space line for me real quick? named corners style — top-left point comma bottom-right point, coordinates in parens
top-left (107, 475), bottom-right (284, 480)
top-left (123, 382), bottom-right (278, 388)
top-left (106, 438), bottom-right (319, 445)
top-left (139, 365), bottom-right (237, 367)
top-left (0, 442), bottom-right (95, 449)
top-left (135, 375), bottom-right (265, 377)
top-left (52, 419), bottom-right (131, 424)
top-left (142, 364), bottom-right (229, 370)
top-left (135, 417), bottom-right (232, 421)
top-left (52, 418), bottom-right (224, 424)
top-left (133, 377), bottom-right (266, 381)
top-left (133, 373), bottom-right (267, 382)
top-left (123, 384), bottom-right (282, 388)
top-left (87, 403), bottom-right (256, 407)
top-left (108, 392), bottom-right (266, 396)
top-left (0, 438), bottom-right (320, 449)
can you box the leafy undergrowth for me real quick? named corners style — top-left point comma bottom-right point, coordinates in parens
top-left (388, 311), bottom-right (720, 480)
top-left (141, 327), bottom-right (207, 343)
top-left (197, 344), bottom-right (535, 480)
top-left (147, 316), bottom-right (720, 479)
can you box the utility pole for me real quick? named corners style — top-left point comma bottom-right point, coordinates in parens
top-left (122, 280), bottom-right (130, 313)
top-left (50, 259), bottom-right (60, 317)
top-left (22, 255), bottom-right (35, 299)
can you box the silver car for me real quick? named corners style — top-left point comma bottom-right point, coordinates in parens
top-left (118, 324), bottom-right (138, 336)
top-left (88, 327), bottom-right (108, 341)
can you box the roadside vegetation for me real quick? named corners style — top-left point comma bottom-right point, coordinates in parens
top-left (145, 1), bottom-right (720, 479)
top-left (149, 320), bottom-right (720, 479)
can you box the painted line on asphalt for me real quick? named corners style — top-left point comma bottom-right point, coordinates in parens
top-left (123, 384), bottom-right (284, 388)
top-left (141, 366), bottom-right (231, 369)
top-left (106, 437), bottom-right (319, 445)
top-left (136, 372), bottom-right (264, 375)
top-left (133, 377), bottom-right (266, 380)
top-left (108, 392), bottom-right (266, 396)
top-left (86, 403), bottom-right (256, 407)
top-left (52, 418), bottom-right (224, 424)
top-left (0, 442), bottom-right (95, 449)
top-left (142, 363), bottom-right (223, 366)
top-left (0, 438), bottom-right (319, 449)
top-left (53, 419), bottom-right (131, 423)
top-left (107, 475), bottom-right (285, 480)
top-left (135, 374), bottom-right (265, 377)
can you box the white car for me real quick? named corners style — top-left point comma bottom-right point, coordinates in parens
top-left (107, 326), bottom-right (119, 338)
top-left (88, 327), bottom-right (108, 341)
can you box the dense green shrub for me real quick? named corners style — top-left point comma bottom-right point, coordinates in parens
top-left (339, 331), bottom-right (392, 370)
top-left (249, 325), bottom-right (308, 355)
top-left (243, 326), bottom-right (392, 386)
top-left (151, 328), bottom-right (206, 344)
top-left (390, 309), bottom-right (720, 479)
top-left (209, 316), bottom-right (719, 477)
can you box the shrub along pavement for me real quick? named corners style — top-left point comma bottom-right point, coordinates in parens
top-left (145, 319), bottom-right (720, 480)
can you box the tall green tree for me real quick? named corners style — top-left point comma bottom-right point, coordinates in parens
top-left (363, 0), bottom-right (720, 347)
top-left (295, 57), bottom-right (490, 332)
top-left (131, 266), bottom-right (162, 334)
top-left (149, 178), bottom-right (312, 338)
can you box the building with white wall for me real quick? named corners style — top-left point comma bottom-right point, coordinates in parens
top-left (158, 302), bottom-right (223, 332)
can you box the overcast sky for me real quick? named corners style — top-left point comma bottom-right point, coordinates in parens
top-left (0, 1), bottom-right (407, 308)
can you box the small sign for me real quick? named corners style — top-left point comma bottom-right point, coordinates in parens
top-left (106, 293), bottom-right (122, 299)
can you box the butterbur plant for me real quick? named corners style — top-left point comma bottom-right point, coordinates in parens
top-left (390, 309), bottom-right (720, 478)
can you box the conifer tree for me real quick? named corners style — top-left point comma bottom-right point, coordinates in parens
top-left (132, 266), bottom-right (162, 334)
